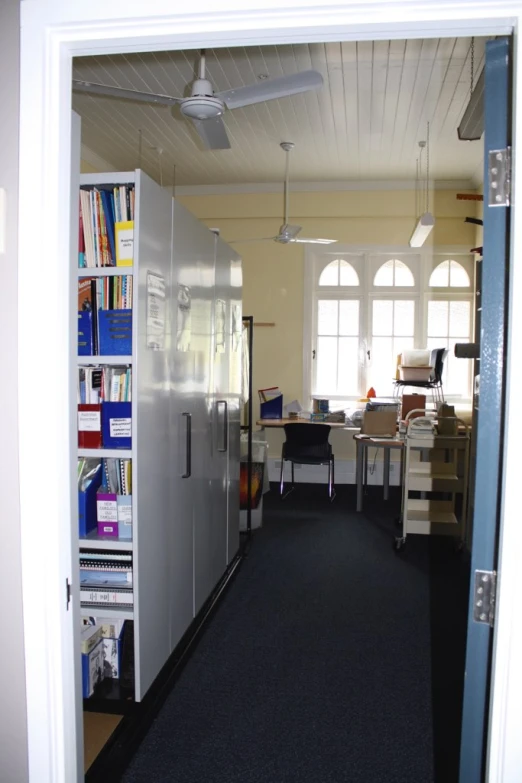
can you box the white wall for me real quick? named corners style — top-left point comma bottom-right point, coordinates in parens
top-left (0, 0), bottom-right (29, 781)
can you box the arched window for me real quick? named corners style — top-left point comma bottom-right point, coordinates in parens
top-left (374, 259), bottom-right (414, 287)
top-left (429, 259), bottom-right (471, 287)
top-left (319, 259), bottom-right (359, 286)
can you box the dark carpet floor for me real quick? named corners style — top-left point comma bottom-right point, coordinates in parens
top-left (122, 484), bottom-right (469, 783)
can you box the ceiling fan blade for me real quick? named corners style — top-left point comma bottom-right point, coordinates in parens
top-left (72, 79), bottom-right (182, 106)
top-left (291, 238), bottom-right (339, 244)
top-left (190, 116), bottom-right (231, 150)
top-left (217, 70), bottom-right (323, 110)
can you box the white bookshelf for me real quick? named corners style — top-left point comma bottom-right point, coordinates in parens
top-left (77, 266), bottom-right (134, 277)
top-left (78, 448), bottom-right (132, 459)
top-left (80, 605), bottom-right (134, 621)
top-left (77, 356), bottom-right (132, 365)
top-left (79, 532), bottom-right (132, 551)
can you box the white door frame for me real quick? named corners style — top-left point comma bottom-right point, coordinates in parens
top-left (18, 2), bottom-right (522, 781)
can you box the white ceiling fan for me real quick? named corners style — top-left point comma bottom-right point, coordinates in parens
top-left (72, 50), bottom-right (323, 151)
top-left (230, 142), bottom-right (338, 246)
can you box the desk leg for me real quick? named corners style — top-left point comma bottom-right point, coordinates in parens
top-left (383, 448), bottom-right (390, 500)
top-left (356, 441), bottom-right (363, 512)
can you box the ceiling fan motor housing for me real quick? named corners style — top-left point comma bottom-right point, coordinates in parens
top-left (178, 78), bottom-right (225, 120)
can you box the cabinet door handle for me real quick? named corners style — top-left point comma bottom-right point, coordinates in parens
top-left (217, 400), bottom-right (228, 453)
top-left (182, 412), bottom-right (192, 478)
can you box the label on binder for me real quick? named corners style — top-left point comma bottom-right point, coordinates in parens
top-left (110, 418), bottom-right (131, 438)
top-left (117, 503), bottom-right (132, 525)
top-left (97, 498), bottom-right (118, 523)
top-left (78, 410), bottom-right (101, 431)
top-left (115, 221), bottom-right (134, 266)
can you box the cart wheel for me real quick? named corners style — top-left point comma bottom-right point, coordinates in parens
top-left (394, 536), bottom-right (406, 551)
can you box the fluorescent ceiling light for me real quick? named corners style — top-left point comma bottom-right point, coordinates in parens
top-left (409, 212), bottom-right (435, 247)
top-left (457, 67), bottom-right (484, 141)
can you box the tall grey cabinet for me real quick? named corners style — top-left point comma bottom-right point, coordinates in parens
top-left (76, 171), bottom-right (241, 710)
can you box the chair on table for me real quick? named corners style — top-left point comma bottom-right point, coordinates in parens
top-left (280, 423), bottom-right (335, 501)
top-left (393, 347), bottom-right (448, 406)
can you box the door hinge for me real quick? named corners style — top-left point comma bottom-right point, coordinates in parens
top-left (488, 148), bottom-right (511, 206)
top-left (66, 578), bottom-right (71, 611)
top-left (473, 570), bottom-right (497, 626)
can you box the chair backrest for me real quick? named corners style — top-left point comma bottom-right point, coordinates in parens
top-left (283, 423), bottom-right (332, 460)
top-left (430, 347), bottom-right (448, 383)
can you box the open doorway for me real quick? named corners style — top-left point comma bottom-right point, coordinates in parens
top-left (72, 37), bottom-right (488, 779)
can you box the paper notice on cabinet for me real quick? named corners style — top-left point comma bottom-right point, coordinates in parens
top-left (146, 271), bottom-right (166, 351)
top-left (177, 284), bottom-right (192, 352)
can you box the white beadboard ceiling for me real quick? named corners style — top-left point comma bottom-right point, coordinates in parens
top-left (72, 37), bottom-right (487, 188)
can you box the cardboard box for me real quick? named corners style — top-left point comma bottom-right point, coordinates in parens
top-left (401, 394), bottom-right (426, 421)
top-left (361, 410), bottom-right (397, 436)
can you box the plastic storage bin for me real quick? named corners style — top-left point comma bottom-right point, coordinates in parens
top-left (398, 365), bottom-right (432, 381)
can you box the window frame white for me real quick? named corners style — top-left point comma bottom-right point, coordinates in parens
top-left (304, 244), bottom-right (474, 406)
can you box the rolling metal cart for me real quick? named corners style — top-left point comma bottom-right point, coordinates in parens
top-left (395, 413), bottom-right (470, 550)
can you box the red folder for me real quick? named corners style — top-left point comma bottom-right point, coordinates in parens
top-left (78, 404), bottom-right (102, 448)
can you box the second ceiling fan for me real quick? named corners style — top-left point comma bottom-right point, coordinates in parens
top-left (230, 142), bottom-right (338, 246)
top-left (73, 49), bottom-right (324, 151)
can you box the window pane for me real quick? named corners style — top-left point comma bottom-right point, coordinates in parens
top-left (394, 260), bottom-right (415, 286)
top-left (316, 337), bottom-right (338, 394)
top-left (339, 300), bottom-right (359, 336)
top-left (373, 300), bottom-right (393, 335)
top-left (394, 300), bottom-right (415, 336)
top-left (317, 300), bottom-right (338, 335)
top-left (339, 260), bottom-right (360, 286)
top-left (337, 337), bottom-right (360, 395)
top-left (449, 301), bottom-right (471, 337)
top-left (429, 260), bottom-right (450, 287)
top-left (370, 336), bottom-right (394, 396)
top-left (374, 260), bottom-right (394, 286)
top-left (428, 300), bottom-right (449, 336)
top-left (319, 260), bottom-right (339, 286)
top-left (449, 261), bottom-right (471, 287)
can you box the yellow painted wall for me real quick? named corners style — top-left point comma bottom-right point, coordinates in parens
top-left (178, 187), bottom-right (477, 461)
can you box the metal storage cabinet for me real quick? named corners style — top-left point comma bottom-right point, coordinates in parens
top-left (396, 417), bottom-right (470, 550)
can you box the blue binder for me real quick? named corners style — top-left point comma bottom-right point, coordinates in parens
top-left (78, 311), bottom-right (93, 356)
top-left (260, 395), bottom-right (283, 419)
top-left (102, 402), bottom-right (132, 449)
top-left (78, 462), bottom-right (103, 537)
top-left (99, 309), bottom-right (132, 355)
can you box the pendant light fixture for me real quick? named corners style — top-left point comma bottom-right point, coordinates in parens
top-left (458, 37), bottom-right (484, 141)
top-left (409, 123), bottom-right (435, 247)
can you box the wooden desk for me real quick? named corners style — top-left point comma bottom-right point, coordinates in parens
top-left (354, 434), bottom-right (405, 512)
top-left (256, 418), bottom-right (353, 429)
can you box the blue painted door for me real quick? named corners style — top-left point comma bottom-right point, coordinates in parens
top-left (459, 37), bottom-right (511, 783)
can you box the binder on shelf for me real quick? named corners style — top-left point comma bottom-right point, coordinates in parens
top-left (78, 311), bottom-right (93, 356)
top-left (99, 309), bottom-right (132, 355)
top-left (117, 495), bottom-right (132, 540)
top-left (96, 490), bottom-right (118, 537)
top-left (102, 402), bottom-right (132, 449)
top-left (78, 404), bottom-right (102, 448)
top-left (78, 463), bottom-right (103, 537)
top-left (260, 395), bottom-right (283, 419)
top-left (115, 221), bottom-right (134, 266)
top-left (80, 587), bottom-right (133, 607)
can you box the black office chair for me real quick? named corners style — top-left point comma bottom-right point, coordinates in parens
top-left (280, 423), bottom-right (335, 501)
top-left (393, 347), bottom-right (448, 405)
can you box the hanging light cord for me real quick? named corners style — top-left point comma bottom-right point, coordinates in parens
top-left (470, 37), bottom-right (475, 96)
top-left (426, 122), bottom-right (430, 214)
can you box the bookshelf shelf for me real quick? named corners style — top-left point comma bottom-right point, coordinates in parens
top-left (78, 448), bottom-right (132, 459)
top-left (80, 605), bottom-right (134, 620)
top-left (78, 267), bottom-right (134, 277)
top-left (77, 356), bottom-right (132, 365)
top-left (79, 533), bottom-right (132, 551)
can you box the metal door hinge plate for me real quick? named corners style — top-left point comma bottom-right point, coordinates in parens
top-left (66, 578), bottom-right (71, 610)
top-left (473, 570), bottom-right (497, 626)
top-left (488, 148), bottom-right (511, 206)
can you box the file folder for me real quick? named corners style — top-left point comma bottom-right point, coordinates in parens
top-left (96, 490), bottom-right (118, 537)
top-left (260, 395), bottom-right (283, 419)
top-left (78, 311), bottom-right (93, 355)
top-left (117, 495), bottom-right (132, 540)
top-left (99, 309), bottom-right (132, 355)
top-left (78, 404), bottom-right (102, 449)
top-left (78, 463), bottom-right (103, 537)
top-left (102, 402), bottom-right (132, 449)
